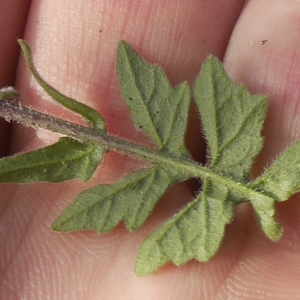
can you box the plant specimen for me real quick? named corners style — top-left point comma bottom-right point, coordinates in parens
top-left (0, 40), bottom-right (300, 276)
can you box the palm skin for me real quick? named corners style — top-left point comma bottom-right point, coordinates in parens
top-left (1, 1), bottom-right (300, 299)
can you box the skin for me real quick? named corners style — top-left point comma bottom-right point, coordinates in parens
top-left (1, 0), bottom-right (300, 299)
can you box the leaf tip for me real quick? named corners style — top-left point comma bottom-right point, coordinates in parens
top-left (18, 39), bottom-right (31, 59)
top-left (51, 219), bottom-right (63, 232)
top-left (265, 222), bottom-right (283, 242)
top-left (134, 257), bottom-right (168, 277)
top-left (17, 38), bottom-right (27, 48)
top-left (51, 216), bottom-right (70, 233)
top-left (202, 54), bottom-right (222, 67)
top-left (117, 40), bottom-right (130, 55)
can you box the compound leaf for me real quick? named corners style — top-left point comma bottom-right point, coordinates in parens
top-left (2, 40), bottom-right (299, 277)
top-left (134, 55), bottom-right (276, 275)
top-left (0, 137), bottom-right (103, 183)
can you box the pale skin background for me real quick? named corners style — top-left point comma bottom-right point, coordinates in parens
top-left (1, 0), bottom-right (300, 299)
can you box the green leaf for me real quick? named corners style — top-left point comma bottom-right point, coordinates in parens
top-left (0, 138), bottom-right (103, 183)
top-left (249, 193), bottom-right (283, 242)
top-left (117, 41), bottom-right (191, 158)
top-left (18, 40), bottom-right (106, 132)
top-left (135, 180), bottom-right (233, 276)
top-left (134, 56), bottom-right (274, 275)
top-left (2, 40), bottom-right (298, 276)
top-left (52, 166), bottom-right (184, 232)
top-left (194, 56), bottom-right (268, 182)
top-left (251, 141), bottom-right (300, 201)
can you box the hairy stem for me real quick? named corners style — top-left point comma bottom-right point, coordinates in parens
top-left (0, 99), bottom-right (108, 147)
top-left (0, 99), bottom-right (267, 204)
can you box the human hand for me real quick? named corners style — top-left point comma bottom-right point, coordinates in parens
top-left (1, 1), bottom-right (300, 299)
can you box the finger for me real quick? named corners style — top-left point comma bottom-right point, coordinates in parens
top-left (225, 0), bottom-right (300, 164)
top-left (0, 0), bottom-right (31, 157)
top-left (13, 0), bottom-right (244, 164)
top-left (0, 1), bottom-right (31, 217)
top-left (1, 1), bottom-right (245, 299)
top-left (220, 0), bottom-right (300, 297)
top-left (12, 0), bottom-right (245, 238)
